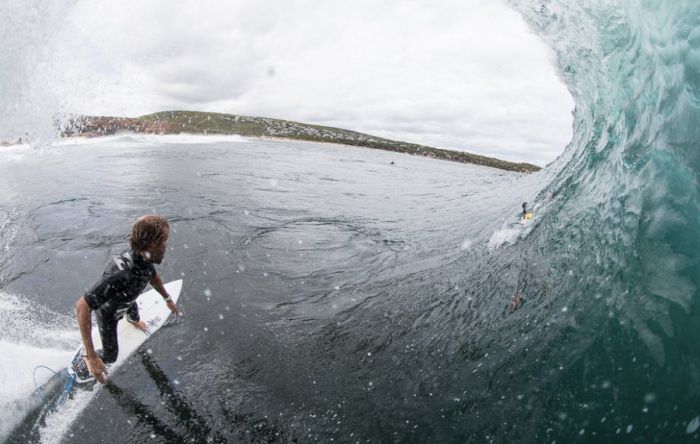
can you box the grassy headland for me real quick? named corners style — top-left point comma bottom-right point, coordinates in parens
top-left (62, 111), bottom-right (541, 173)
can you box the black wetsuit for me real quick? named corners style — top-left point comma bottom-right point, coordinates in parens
top-left (83, 250), bottom-right (156, 363)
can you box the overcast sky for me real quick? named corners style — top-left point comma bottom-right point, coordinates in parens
top-left (54, 0), bottom-right (574, 166)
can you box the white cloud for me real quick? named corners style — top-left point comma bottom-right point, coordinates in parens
top-left (53, 0), bottom-right (573, 165)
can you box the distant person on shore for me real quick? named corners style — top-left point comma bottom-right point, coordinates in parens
top-left (71, 215), bottom-right (177, 384)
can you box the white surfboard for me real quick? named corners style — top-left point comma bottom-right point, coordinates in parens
top-left (67, 279), bottom-right (182, 383)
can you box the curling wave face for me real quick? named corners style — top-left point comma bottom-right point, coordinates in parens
top-left (488, 0), bottom-right (700, 440)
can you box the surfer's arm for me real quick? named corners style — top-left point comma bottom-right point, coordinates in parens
top-left (150, 273), bottom-right (178, 315)
top-left (76, 297), bottom-right (98, 358)
top-left (76, 296), bottom-right (108, 383)
top-left (150, 273), bottom-right (170, 300)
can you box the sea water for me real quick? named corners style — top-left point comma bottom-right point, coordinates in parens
top-left (0, 136), bottom-right (532, 442)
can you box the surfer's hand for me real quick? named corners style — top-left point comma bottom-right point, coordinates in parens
top-left (166, 300), bottom-right (178, 316)
top-left (86, 356), bottom-right (108, 384)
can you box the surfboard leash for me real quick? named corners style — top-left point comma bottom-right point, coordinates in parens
top-left (32, 365), bottom-right (58, 395)
top-left (32, 364), bottom-right (76, 411)
top-left (54, 373), bottom-right (78, 409)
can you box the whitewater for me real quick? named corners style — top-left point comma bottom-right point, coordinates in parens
top-left (1, 0), bottom-right (700, 443)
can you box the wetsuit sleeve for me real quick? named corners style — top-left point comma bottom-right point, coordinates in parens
top-left (83, 269), bottom-right (130, 310)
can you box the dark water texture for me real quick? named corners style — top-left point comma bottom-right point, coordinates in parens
top-left (2, 138), bottom-right (536, 443)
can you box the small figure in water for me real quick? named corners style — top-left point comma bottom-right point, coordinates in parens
top-left (510, 290), bottom-right (523, 312)
top-left (521, 202), bottom-right (533, 221)
top-left (73, 215), bottom-right (177, 383)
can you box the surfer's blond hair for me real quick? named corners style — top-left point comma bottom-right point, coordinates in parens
top-left (130, 215), bottom-right (169, 250)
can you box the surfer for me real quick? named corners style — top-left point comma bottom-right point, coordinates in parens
top-left (521, 202), bottom-right (533, 221)
top-left (72, 215), bottom-right (177, 384)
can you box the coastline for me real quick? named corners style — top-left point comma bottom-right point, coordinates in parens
top-left (59, 111), bottom-right (541, 173)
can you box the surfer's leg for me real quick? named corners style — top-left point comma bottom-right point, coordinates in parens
top-left (125, 302), bottom-right (140, 323)
top-left (95, 310), bottom-right (119, 364)
top-left (125, 302), bottom-right (150, 334)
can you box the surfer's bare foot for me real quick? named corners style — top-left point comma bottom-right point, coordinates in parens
top-left (130, 319), bottom-right (151, 334)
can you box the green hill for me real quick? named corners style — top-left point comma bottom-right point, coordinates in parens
top-left (63, 110), bottom-right (541, 173)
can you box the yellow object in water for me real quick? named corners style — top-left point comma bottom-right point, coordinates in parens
top-left (522, 211), bottom-right (534, 220)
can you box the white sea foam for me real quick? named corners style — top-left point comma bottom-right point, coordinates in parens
top-left (0, 143), bottom-right (33, 163)
top-left (488, 227), bottom-right (522, 250)
top-left (55, 133), bottom-right (247, 148)
top-left (39, 388), bottom-right (99, 444)
top-left (0, 291), bottom-right (77, 441)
